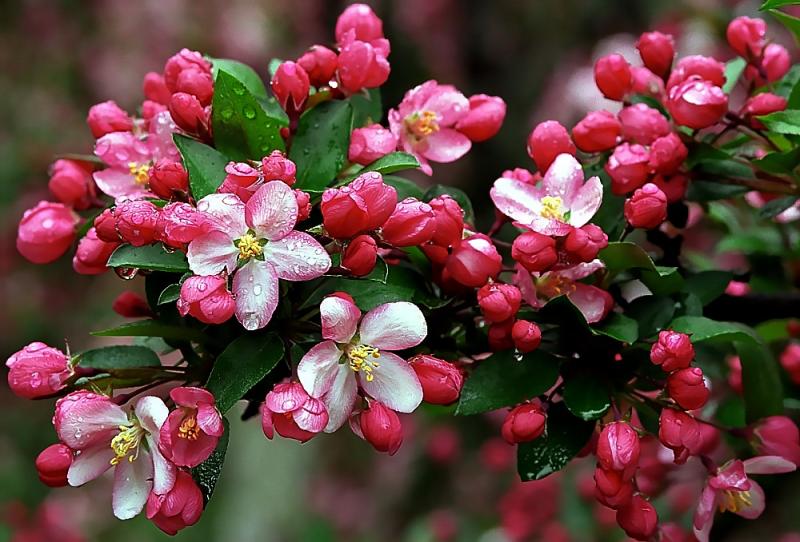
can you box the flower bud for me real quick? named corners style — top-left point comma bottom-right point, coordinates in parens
top-left (142, 100), bottom-right (168, 122)
top-left (428, 195), bottom-right (464, 247)
top-left (667, 77), bottom-right (728, 130)
top-left (6, 342), bottom-right (72, 399)
top-left (667, 367), bottom-right (709, 410)
top-left (564, 224), bottom-right (608, 263)
top-left (337, 40), bottom-right (390, 94)
top-left (446, 234), bottom-right (502, 288)
top-left (143, 71), bottom-right (171, 105)
top-left (512, 231), bottom-right (557, 273)
top-left (112, 291), bottom-right (152, 318)
top-left (295, 190), bottom-right (311, 222)
top-left (164, 49), bottom-right (211, 92)
top-left (381, 197), bottom-right (436, 247)
top-left (594, 467), bottom-right (634, 509)
top-left (618, 104), bottom-right (670, 145)
top-left (780, 343), bottom-right (800, 380)
top-left (594, 54), bottom-right (632, 101)
top-left (342, 234), bottom-right (378, 276)
top-left (86, 100), bottom-right (133, 138)
top-left (652, 174), bottom-right (688, 204)
top-left (501, 403), bottom-right (546, 444)
top-left (616, 495), bottom-right (658, 541)
top-left (512, 320), bottom-right (542, 353)
top-left (360, 401), bottom-right (403, 455)
top-left (488, 319), bottom-right (515, 351)
top-left (636, 31), bottom-right (675, 78)
top-left (410, 355), bottom-right (464, 405)
top-left (297, 45), bottom-right (338, 87)
top-left (48, 159), bottom-right (95, 210)
top-left (526, 120), bottom-right (576, 173)
top-left (624, 183), bottom-right (668, 229)
top-left (335, 3), bottom-right (385, 44)
top-left (271, 61), bottom-right (310, 114)
top-left (35, 444), bottom-right (73, 487)
top-left (455, 94), bottom-right (507, 142)
top-left (94, 208), bottom-right (120, 242)
top-left (177, 275), bottom-right (236, 325)
top-left (175, 66), bottom-right (214, 106)
top-left (648, 132), bottom-right (687, 176)
top-left (322, 173), bottom-right (397, 238)
top-left (148, 159), bottom-right (189, 200)
top-left (477, 283), bottom-right (522, 323)
top-left (146, 470), bottom-right (204, 535)
top-left (17, 201), bottom-right (78, 264)
top-left (658, 408), bottom-right (702, 464)
top-left (667, 55), bottom-right (726, 89)
top-left (73, 228), bottom-right (118, 275)
top-left (751, 416), bottom-right (800, 465)
top-left (169, 92), bottom-right (209, 134)
top-left (761, 43), bottom-right (791, 82)
top-left (727, 16), bottom-right (767, 59)
top-left (606, 143), bottom-right (650, 195)
top-left (743, 93), bottom-right (788, 129)
top-left (572, 110), bottom-right (620, 152)
top-left (261, 150), bottom-right (297, 186)
top-left (650, 330), bottom-right (694, 372)
top-left (115, 200), bottom-right (160, 246)
top-left (630, 66), bottom-right (666, 99)
top-left (597, 422), bottom-right (640, 476)
top-left (348, 124), bottom-right (398, 165)
top-left (156, 202), bottom-right (211, 248)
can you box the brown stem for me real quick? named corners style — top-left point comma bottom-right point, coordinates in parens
top-left (711, 175), bottom-right (800, 195)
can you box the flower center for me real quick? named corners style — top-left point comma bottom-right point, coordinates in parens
top-left (719, 490), bottom-right (752, 514)
top-left (110, 423), bottom-right (145, 465)
top-left (345, 343), bottom-right (381, 381)
top-left (236, 233), bottom-right (264, 261)
top-left (178, 414), bottom-right (200, 441)
top-left (128, 162), bottom-right (152, 186)
top-left (405, 110), bottom-right (440, 139)
top-left (537, 274), bottom-right (576, 298)
top-left (540, 196), bottom-right (565, 221)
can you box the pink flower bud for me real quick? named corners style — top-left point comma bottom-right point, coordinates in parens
top-left (335, 3), bottom-right (385, 44)
top-left (616, 495), bottom-right (658, 541)
top-left (86, 100), bottom-right (133, 138)
top-left (594, 54), bottom-right (632, 101)
top-left (35, 443), bottom-right (72, 487)
top-left (761, 43), bottom-right (791, 82)
top-left (322, 173), bottom-right (397, 238)
top-left (658, 408), bottom-right (702, 464)
top-left (488, 319), bottom-right (515, 351)
top-left (342, 234), bottom-right (378, 276)
top-left (156, 202), bottom-right (210, 248)
top-left (667, 55), bottom-right (726, 89)
top-left (410, 354), bottom-right (464, 405)
top-left (112, 291), bottom-right (152, 318)
top-left (6, 342), bottom-right (71, 399)
top-left (175, 67), bottom-right (214, 106)
top-left (446, 233), bottom-right (502, 288)
top-left (636, 31), bottom-right (675, 78)
top-left (650, 330), bottom-right (694, 371)
top-left (477, 283), bottom-right (522, 323)
top-left (261, 150), bottom-right (297, 186)
top-left (667, 367), bottom-right (709, 410)
top-left (501, 403), bottom-right (546, 444)
top-left (618, 104), bottom-right (670, 145)
top-left (48, 159), bottom-right (95, 210)
top-left (271, 61), bottom-right (310, 114)
top-left (146, 470), bottom-right (204, 535)
top-left (295, 189), bottom-right (311, 222)
top-left (428, 195), bottom-right (464, 247)
top-left (512, 320), bottom-right (542, 353)
top-left (337, 40), bottom-right (390, 94)
top-left (594, 467), bottom-right (634, 509)
top-left (169, 92), bottom-right (209, 134)
top-left (564, 224), bottom-right (608, 263)
top-left (17, 201), bottom-right (78, 264)
top-left (148, 159), bottom-right (189, 200)
top-left (348, 124), bottom-right (398, 165)
top-left (360, 401), bottom-right (403, 455)
top-left (630, 66), bottom-right (666, 99)
top-left (455, 94), bottom-right (507, 142)
top-left (652, 174), bottom-right (688, 204)
top-left (512, 231), bottom-right (557, 273)
top-left (73, 228), bottom-right (118, 275)
top-left (526, 120), bottom-right (576, 173)
top-left (115, 200), bottom-right (160, 246)
top-left (648, 133), bottom-right (687, 175)
top-left (297, 45), bottom-right (339, 87)
top-left (572, 110), bottom-right (620, 152)
top-left (381, 197), bottom-right (436, 247)
top-left (597, 422), bottom-right (640, 476)
top-left (727, 16), bottom-right (767, 59)
top-left (751, 416), bottom-right (800, 465)
top-left (624, 183), bottom-right (668, 229)
top-left (667, 77), bottom-right (728, 129)
top-left (743, 92), bottom-right (788, 129)
top-left (94, 208), bottom-right (120, 242)
top-left (781, 343), bottom-right (800, 383)
top-left (725, 280), bottom-right (751, 297)
top-left (163, 49), bottom-right (211, 93)
top-left (606, 143), bottom-right (650, 195)
top-left (143, 72), bottom-right (171, 105)
top-left (177, 275), bottom-right (236, 325)
top-left (142, 100), bottom-right (168, 122)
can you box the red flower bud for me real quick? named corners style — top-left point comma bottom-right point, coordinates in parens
top-left (335, 3), bottom-right (385, 44)
top-left (512, 231), bottom-right (557, 273)
top-left (759, 44), bottom-right (791, 83)
top-left (726, 16), bottom-right (767, 59)
top-left (488, 318), bottom-right (515, 351)
top-left (86, 100), bottom-right (133, 138)
top-left (35, 444), bottom-right (73, 487)
top-left (572, 110), bottom-right (620, 152)
top-left (381, 197), bottom-right (436, 247)
top-left (526, 120), bottom-right (576, 173)
top-left (115, 200), bottom-right (160, 246)
top-left (606, 143), bottom-right (650, 195)
top-left (142, 100), bottom-right (167, 122)
top-left (342, 234), bottom-right (378, 276)
top-left (648, 132), bottom-right (688, 176)
top-left (636, 31), bottom-right (675, 78)
top-left (297, 45), bottom-right (339, 87)
top-left (295, 189), bottom-right (312, 222)
top-left (6, 342), bottom-right (72, 399)
top-left (175, 67), bottom-right (214, 106)
top-left (164, 49), bottom-right (211, 93)
top-left (143, 72), bottom-right (171, 105)
top-left (262, 150), bottom-right (297, 186)
top-left (667, 55), bottom-right (726, 89)
top-left (446, 234), bottom-right (502, 288)
top-left (650, 330), bottom-right (694, 371)
top-left (73, 228), bottom-right (119, 275)
top-left (177, 275), bottom-right (236, 325)
top-left (148, 159), bottom-right (189, 200)
top-left (337, 40), bottom-right (390, 94)
top-left (146, 470), bottom-right (204, 535)
top-left (594, 467), bottom-right (634, 509)
top-left (360, 400), bottom-right (403, 455)
top-left (624, 183), bottom-right (668, 229)
top-left (410, 354), bottom-right (464, 405)
top-left (271, 61), bottom-right (310, 114)
top-left (630, 66), bottom-right (666, 99)
top-left (597, 422), bottom-right (640, 477)
top-left (564, 224), bottom-right (608, 263)
top-left (477, 283), bottom-right (522, 323)
top-left (616, 495), bottom-right (658, 541)
top-left (169, 92), bottom-right (209, 134)
top-left (322, 172), bottom-right (397, 238)
top-left (511, 320), bottom-right (542, 353)
top-left (594, 54), bottom-right (632, 101)
top-left (658, 408), bottom-right (702, 464)
top-left (652, 174), bottom-right (688, 204)
top-left (17, 201), bottom-right (78, 264)
top-left (501, 403), bottom-right (546, 444)
top-left (348, 124), bottom-right (398, 165)
top-left (666, 367), bottom-right (709, 410)
top-left (156, 202), bottom-right (211, 248)
top-left (428, 195), bottom-right (464, 247)
top-left (48, 159), bottom-right (95, 210)
top-left (94, 208), bottom-right (120, 242)
top-left (455, 94), bottom-right (507, 142)
top-left (751, 416), bottom-right (800, 465)
top-left (618, 104), bottom-right (670, 145)
top-left (742, 93), bottom-right (788, 129)
top-left (667, 77), bottom-right (728, 130)
top-left (112, 291), bottom-right (152, 318)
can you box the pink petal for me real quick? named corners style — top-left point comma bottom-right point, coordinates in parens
top-left (514, 264), bottom-right (543, 309)
top-left (743, 455), bottom-right (797, 475)
top-left (187, 230), bottom-right (238, 275)
top-left (490, 178), bottom-right (542, 225)
top-left (93, 169), bottom-right (146, 199)
top-left (134, 396), bottom-right (170, 435)
top-left (321, 365), bottom-right (358, 432)
top-left (266, 382), bottom-right (310, 414)
top-left (567, 283), bottom-right (612, 324)
top-left (735, 480), bottom-right (766, 520)
top-left (359, 302), bottom-right (427, 351)
top-left (195, 193), bottom-right (248, 237)
top-left (263, 231), bottom-right (331, 281)
top-left (147, 111), bottom-right (179, 161)
top-left (245, 181), bottom-right (298, 241)
top-left (147, 436), bottom-right (177, 495)
top-left (420, 128), bottom-right (471, 163)
top-left (94, 132), bottom-right (151, 168)
top-left (320, 295), bottom-right (361, 343)
top-left (170, 387), bottom-right (215, 409)
top-left (297, 341), bottom-right (343, 398)
top-left (692, 485), bottom-right (719, 542)
top-left (542, 153), bottom-right (584, 207)
top-left (67, 443), bottom-right (114, 486)
top-left (358, 351), bottom-right (422, 413)
top-left (196, 403), bottom-right (224, 436)
top-left (55, 393), bottom-right (129, 450)
top-left (112, 451), bottom-right (154, 520)
top-left (293, 397), bottom-right (329, 433)
top-left (711, 460), bottom-right (750, 491)
top-left (420, 85), bottom-right (469, 126)
top-left (556, 260), bottom-right (605, 281)
top-left (233, 260), bottom-right (280, 331)
top-left (568, 175), bottom-right (603, 228)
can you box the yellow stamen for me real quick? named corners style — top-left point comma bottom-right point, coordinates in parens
top-left (718, 490), bottom-right (753, 514)
top-left (537, 274), bottom-right (577, 298)
top-left (237, 233), bottom-right (263, 260)
top-left (110, 423), bottom-right (145, 465)
top-left (178, 415), bottom-right (200, 441)
top-left (346, 343), bottom-right (381, 381)
top-left (128, 162), bottom-right (151, 186)
top-left (406, 110), bottom-right (440, 138)
top-left (540, 195), bottom-right (565, 221)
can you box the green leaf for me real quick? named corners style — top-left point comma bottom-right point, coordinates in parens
top-left (563, 372), bottom-right (611, 421)
top-left (626, 295), bottom-right (676, 339)
top-left (302, 264), bottom-right (419, 311)
top-left (383, 175), bottom-right (425, 200)
top-left (761, 0), bottom-right (800, 8)
top-left (91, 320), bottom-right (207, 343)
top-left (290, 100), bottom-right (354, 190)
top-left (173, 134), bottom-right (228, 200)
top-left (723, 58), bottom-right (747, 93)
top-left (423, 185), bottom-right (476, 224)
top-left (191, 417), bottom-right (230, 504)
top-left (736, 340), bottom-right (784, 422)
top-left (210, 58), bottom-right (268, 100)
top-left (107, 244), bottom-right (189, 273)
top-left (205, 333), bottom-right (284, 413)
top-left (157, 283), bottom-right (181, 305)
top-left (592, 313), bottom-right (638, 343)
top-left (751, 147), bottom-right (800, 175)
top-left (77, 345), bottom-right (161, 369)
top-left (455, 350), bottom-right (560, 416)
top-left (517, 403), bottom-right (596, 481)
top-left (212, 69), bottom-right (288, 161)
top-left (759, 195), bottom-right (799, 219)
top-left (758, 109), bottom-right (800, 135)
top-left (358, 152), bottom-right (420, 176)
top-left (684, 271), bottom-right (734, 305)
top-left (600, 243), bottom-right (682, 294)
top-left (687, 180), bottom-right (748, 202)
top-left (350, 88), bottom-right (383, 126)
top-left (769, 9), bottom-right (800, 43)
top-left (669, 316), bottom-right (760, 343)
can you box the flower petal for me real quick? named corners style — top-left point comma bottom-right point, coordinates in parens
top-left (263, 231), bottom-right (331, 281)
top-left (297, 341), bottom-right (343, 398)
top-left (692, 485), bottom-right (719, 542)
top-left (187, 230), bottom-right (238, 275)
top-left (743, 455), bottom-right (797, 475)
top-left (490, 177), bottom-right (542, 225)
top-left (556, 260), bottom-right (605, 281)
top-left (55, 392), bottom-right (129, 450)
top-left (542, 153), bottom-right (584, 207)
top-left (148, 435), bottom-right (177, 495)
top-left (67, 443), bottom-right (114, 486)
top-left (245, 181), bottom-right (298, 241)
top-left (735, 480), bottom-right (766, 520)
top-left (196, 403), bottom-right (224, 437)
top-left (420, 85), bottom-right (469, 126)
top-left (568, 175), bottom-right (603, 228)
top-left (94, 132), bottom-right (151, 168)
top-left (195, 193), bottom-right (247, 237)
top-left (112, 452), bottom-right (154, 520)
top-left (293, 397), bottom-right (329, 433)
top-left (266, 383), bottom-right (310, 414)
top-left (93, 169), bottom-right (146, 199)
top-left (420, 128), bottom-right (471, 163)
top-left (359, 302), bottom-right (427, 350)
top-left (320, 295), bottom-right (361, 343)
top-left (233, 260), bottom-right (279, 331)
top-left (321, 365), bottom-right (358, 432)
top-left (358, 351), bottom-right (423, 413)
top-left (567, 283), bottom-right (613, 324)
top-left (134, 396), bottom-right (169, 435)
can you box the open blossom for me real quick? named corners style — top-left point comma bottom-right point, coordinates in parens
top-left (297, 295), bottom-right (426, 432)
top-left (187, 181), bottom-right (331, 330)
top-left (693, 456), bottom-right (796, 542)
top-left (6, 342), bottom-right (73, 399)
top-left (159, 387), bottom-right (224, 468)
top-left (389, 80), bottom-right (471, 175)
top-left (491, 153), bottom-right (603, 236)
top-left (262, 381), bottom-right (329, 443)
top-left (54, 392), bottom-right (176, 520)
top-left (146, 470), bottom-right (204, 535)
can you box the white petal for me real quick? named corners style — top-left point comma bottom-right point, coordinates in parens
top-left (735, 481), bottom-right (765, 520)
top-left (245, 181), bottom-right (298, 241)
top-left (489, 177), bottom-right (542, 225)
top-left (358, 351), bottom-right (422, 413)
top-left (568, 175), bottom-right (603, 228)
top-left (112, 452), bottom-right (154, 520)
top-left (147, 435), bottom-right (177, 495)
top-left (187, 230), bottom-right (238, 275)
top-left (320, 295), bottom-right (361, 343)
top-left (264, 231), bottom-right (331, 281)
top-left (321, 365), bottom-right (358, 432)
top-left (542, 153), bottom-right (584, 205)
top-left (233, 260), bottom-right (279, 330)
top-left (133, 396), bottom-right (169, 435)
top-left (743, 455), bottom-right (796, 475)
top-left (297, 341), bottom-right (344, 397)
top-left (359, 302), bottom-right (427, 350)
top-left (67, 444), bottom-right (114, 486)
top-left (195, 193), bottom-right (248, 237)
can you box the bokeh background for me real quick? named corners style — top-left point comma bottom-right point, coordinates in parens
top-left (2, 0), bottom-right (799, 540)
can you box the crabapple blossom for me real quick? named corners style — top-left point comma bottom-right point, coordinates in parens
top-left (146, 470), bottom-right (204, 535)
top-left (658, 408), bottom-right (702, 464)
top-left (358, 400), bottom-right (404, 454)
top-left (667, 77), bottom-right (728, 129)
top-left (649, 132), bottom-right (688, 175)
top-left (667, 55), bottom-right (726, 88)
top-left (501, 403), bottom-right (546, 444)
top-left (446, 234), bottom-right (502, 287)
top-left (456, 94), bottom-right (507, 142)
top-left (624, 183), bottom-right (668, 229)
top-left (148, 159), bottom-right (189, 200)
top-left (17, 201), bottom-right (78, 264)
top-left (35, 444), bottom-right (73, 487)
top-left (6, 342), bottom-right (72, 399)
top-left (511, 231), bottom-right (558, 273)
top-left (636, 31), bottom-right (675, 77)
top-left (169, 92), bottom-right (209, 134)
top-left (408, 355), bottom-right (463, 405)
top-left (667, 367), bottom-right (710, 410)
top-left (526, 120), bottom-right (576, 173)
top-left (477, 282), bottom-right (522, 323)
top-left (563, 224), bottom-right (608, 263)
top-left (511, 320), bottom-right (542, 353)
top-left (48, 159), bottom-right (96, 210)
top-left (271, 61), bottom-right (310, 115)
top-left (335, 3), bottom-right (385, 45)
top-left (428, 195), bottom-right (464, 247)
top-left (86, 100), bottom-right (133, 138)
top-left (651, 330), bottom-right (695, 371)
top-left (381, 198), bottom-right (437, 247)
top-left (156, 202), bottom-right (213, 249)
top-left (112, 292), bottom-right (152, 318)
top-left (115, 200), bottom-right (160, 246)
top-left (348, 124), bottom-right (398, 165)
top-left (594, 467), bottom-right (634, 509)
top-left (727, 16), bottom-right (766, 59)
top-left (594, 54), bottom-right (632, 100)
top-left (597, 422), bottom-right (640, 477)
top-left (618, 103), bottom-right (670, 145)
top-left (572, 110), bottom-right (620, 152)
top-left (177, 275), bottom-right (236, 325)
top-left (72, 228), bottom-right (119, 275)
top-left (342, 234), bottom-right (378, 276)
top-left (321, 172), bottom-right (397, 239)
top-left (617, 495), bottom-right (658, 541)
top-left (262, 381), bottom-right (329, 442)
top-left (159, 387), bottom-right (223, 467)
top-left (297, 45), bottom-right (338, 87)
top-left (606, 143), bottom-right (650, 195)
top-left (750, 416), bottom-right (800, 465)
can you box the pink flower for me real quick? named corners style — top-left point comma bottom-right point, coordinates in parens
top-left (17, 201), bottom-right (79, 264)
top-left (92, 111), bottom-right (180, 199)
top-left (511, 320), bottom-right (542, 353)
top-left (445, 234), bottom-right (502, 287)
top-left (72, 228), bottom-right (119, 275)
top-left (54, 391), bottom-right (176, 520)
top-left (693, 456), bottom-right (796, 542)
top-left (750, 416), bottom-right (800, 465)
top-left (491, 153), bottom-right (603, 236)
top-left (477, 282), bottom-right (522, 323)
top-left (48, 159), bottom-right (96, 210)
top-left (636, 31), bottom-right (675, 78)
top-left (408, 354), bottom-right (464, 405)
top-left (177, 275), bottom-right (236, 325)
top-left (261, 381), bottom-right (328, 443)
top-left (666, 77), bottom-right (728, 130)
top-left (156, 202), bottom-right (214, 249)
top-left (389, 80), bottom-right (472, 175)
top-left (618, 104), bottom-right (670, 145)
top-left (321, 172), bottom-right (397, 239)
top-left (455, 94), bottom-right (507, 142)
top-left (6, 342), bottom-right (73, 399)
top-left (297, 45), bottom-right (338, 87)
top-left (594, 54), bottom-right (632, 101)
top-left (727, 16), bottom-right (767, 59)
top-left (146, 470), bottom-right (204, 535)
top-left (159, 387), bottom-right (224, 468)
top-left (86, 100), bottom-right (134, 138)
top-left (297, 295), bottom-right (427, 432)
top-left (342, 234), bottom-right (378, 276)
top-left (187, 181), bottom-right (331, 330)
top-left (572, 111), bottom-right (620, 153)
top-left (271, 61), bottom-right (310, 115)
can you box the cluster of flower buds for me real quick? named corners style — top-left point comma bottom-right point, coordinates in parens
top-left (157, 49), bottom-right (214, 137)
